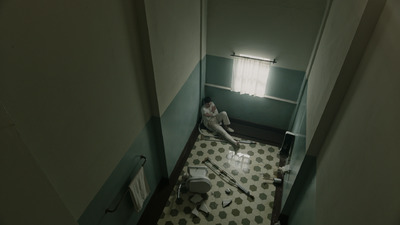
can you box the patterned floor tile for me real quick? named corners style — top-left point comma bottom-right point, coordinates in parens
top-left (157, 134), bottom-right (279, 225)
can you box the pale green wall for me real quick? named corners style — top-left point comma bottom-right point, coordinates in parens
top-left (282, 84), bottom-right (307, 209)
top-left (200, 0), bottom-right (208, 101)
top-left (291, 84), bottom-right (307, 135)
top-left (205, 55), bottom-right (303, 130)
top-left (79, 60), bottom-right (205, 225)
top-left (205, 0), bottom-right (325, 130)
top-left (206, 55), bottom-right (305, 101)
top-left (161, 62), bottom-right (202, 176)
top-left (205, 55), bottom-right (233, 87)
top-left (316, 0), bottom-right (400, 224)
top-left (205, 86), bottom-right (296, 130)
top-left (144, 0), bottom-right (205, 177)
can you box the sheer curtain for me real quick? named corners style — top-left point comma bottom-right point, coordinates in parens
top-left (231, 57), bottom-right (271, 97)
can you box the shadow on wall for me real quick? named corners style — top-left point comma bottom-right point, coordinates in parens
top-left (79, 118), bottom-right (164, 225)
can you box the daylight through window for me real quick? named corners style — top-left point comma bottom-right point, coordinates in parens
top-left (231, 57), bottom-right (271, 97)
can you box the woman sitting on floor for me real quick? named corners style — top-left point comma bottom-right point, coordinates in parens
top-left (201, 97), bottom-right (240, 148)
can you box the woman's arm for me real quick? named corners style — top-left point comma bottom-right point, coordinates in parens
top-left (210, 102), bottom-right (218, 115)
top-left (202, 105), bottom-right (214, 117)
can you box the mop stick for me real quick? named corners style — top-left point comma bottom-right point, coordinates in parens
top-left (202, 157), bottom-right (255, 200)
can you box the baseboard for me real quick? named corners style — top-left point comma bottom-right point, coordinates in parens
top-left (229, 118), bottom-right (286, 146)
top-left (230, 118), bottom-right (286, 133)
top-left (278, 214), bottom-right (289, 225)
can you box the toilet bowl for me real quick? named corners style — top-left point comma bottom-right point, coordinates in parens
top-left (185, 166), bottom-right (212, 193)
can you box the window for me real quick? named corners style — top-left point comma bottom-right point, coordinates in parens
top-left (231, 56), bottom-right (271, 97)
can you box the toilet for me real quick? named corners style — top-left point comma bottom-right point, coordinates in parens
top-left (185, 166), bottom-right (212, 193)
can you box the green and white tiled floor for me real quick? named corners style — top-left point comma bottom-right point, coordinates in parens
top-left (157, 133), bottom-right (280, 225)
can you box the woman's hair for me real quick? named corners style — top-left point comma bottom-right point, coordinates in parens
top-left (204, 97), bottom-right (212, 104)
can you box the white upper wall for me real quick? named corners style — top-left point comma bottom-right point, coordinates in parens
top-left (145, 0), bottom-right (202, 115)
top-left (0, 0), bottom-right (152, 219)
top-left (207, 0), bottom-right (326, 71)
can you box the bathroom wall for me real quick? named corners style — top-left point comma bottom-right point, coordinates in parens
top-left (200, 0), bottom-right (208, 101)
top-left (282, 0), bottom-right (400, 224)
top-left (281, 84), bottom-right (307, 209)
top-left (160, 63), bottom-right (202, 175)
top-left (144, 0), bottom-right (206, 177)
top-left (0, 0), bottom-right (163, 224)
top-left (0, 104), bottom-right (77, 225)
top-left (0, 0), bottom-right (206, 223)
top-left (207, 0), bottom-right (326, 71)
top-left (280, 83), bottom-right (315, 225)
top-left (316, 0), bottom-right (400, 224)
top-left (144, 0), bottom-right (202, 116)
top-left (79, 118), bottom-right (163, 225)
top-left (306, 0), bottom-right (386, 156)
top-left (205, 55), bottom-right (303, 130)
top-left (81, 0), bottom-right (206, 223)
top-left (287, 166), bottom-right (316, 225)
top-left (205, 0), bottom-right (325, 130)
top-left (306, 0), bottom-right (367, 152)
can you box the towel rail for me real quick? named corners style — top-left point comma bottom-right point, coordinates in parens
top-left (140, 155), bottom-right (147, 167)
top-left (105, 155), bottom-right (147, 214)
